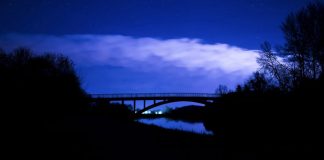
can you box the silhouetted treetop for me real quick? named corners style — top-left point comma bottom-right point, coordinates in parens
top-left (281, 1), bottom-right (324, 80)
top-left (257, 42), bottom-right (292, 90)
top-left (0, 48), bottom-right (88, 120)
top-left (257, 2), bottom-right (324, 91)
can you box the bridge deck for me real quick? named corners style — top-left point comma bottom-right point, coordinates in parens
top-left (91, 93), bottom-right (219, 100)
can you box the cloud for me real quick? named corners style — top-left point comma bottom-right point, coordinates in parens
top-left (0, 34), bottom-right (260, 92)
top-left (0, 33), bottom-right (259, 74)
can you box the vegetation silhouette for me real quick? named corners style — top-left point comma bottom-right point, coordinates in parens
top-left (1, 1), bottom-right (323, 160)
top-left (1, 48), bottom-right (89, 118)
top-left (89, 98), bottom-right (133, 121)
top-left (1, 48), bottom-right (220, 160)
top-left (162, 105), bottom-right (206, 123)
top-left (1, 48), bottom-right (93, 159)
top-left (203, 1), bottom-right (324, 159)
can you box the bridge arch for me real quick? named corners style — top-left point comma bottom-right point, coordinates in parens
top-left (137, 99), bottom-right (212, 114)
top-left (91, 93), bottom-right (218, 114)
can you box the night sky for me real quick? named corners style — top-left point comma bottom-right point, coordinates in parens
top-left (0, 0), bottom-right (311, 94)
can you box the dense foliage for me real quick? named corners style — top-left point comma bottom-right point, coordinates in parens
top-left (0, 48), bottom-right (89, 123)
top-left (204, 2), bottom-right (324, 158)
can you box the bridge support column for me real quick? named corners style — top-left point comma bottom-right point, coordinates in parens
top-left (122, 100), bottom-right (124, 105)
top-left (143, 100), bottom-right (146, 108)
top-left (154, 99), bottom-right (156, 104)
top-left (133, 100), bottom-right (136, 112)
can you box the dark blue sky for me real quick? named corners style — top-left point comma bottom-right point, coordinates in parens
top-left (0, 0), bottom-right (313, 94)
top-left (1, 0), bottom-right (311, 48)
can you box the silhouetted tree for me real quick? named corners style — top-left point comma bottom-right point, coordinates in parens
top-left (235, 84), bottom-right (242, 93)
top-left (215, 84), bottom-right (229, 95)
top-left (205, 2), bottom-right (323, 157)
top-left (257, 2), bottom-right (324, 90)
top-left (244, 72), bottom-right (269, 93)
top-left (281, 1), bottom-right (324, 80)
top-left (0, 48), bottom-right (89, 124)
top-left (257, 42), bottom-right (292, 90)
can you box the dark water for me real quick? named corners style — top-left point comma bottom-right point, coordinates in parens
top-left (137, 118), bottom-right (213, 135)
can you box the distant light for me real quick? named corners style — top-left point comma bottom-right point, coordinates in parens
top-left (142, 111), bottom-right (151, 114)
top-left (157, 111), bottom-right (163, 114)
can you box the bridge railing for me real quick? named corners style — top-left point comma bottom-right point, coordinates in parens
top-left (91, 93), bottom-right (219, 99)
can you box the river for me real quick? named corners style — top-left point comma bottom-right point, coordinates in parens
top-left (137, 118), bottom-right (213, 135)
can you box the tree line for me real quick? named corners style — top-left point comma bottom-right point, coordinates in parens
top-left (246, 1), bottom-right (323, 93)
top-left (207, 2), bottom-right (324, 158)
top-left (0, 48), bottom-right (90, 125)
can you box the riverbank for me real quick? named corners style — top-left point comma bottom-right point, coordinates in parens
top-left (7, 110), bottom-right (317, 160)
top-left (14, 114), bottom-right (223, 160)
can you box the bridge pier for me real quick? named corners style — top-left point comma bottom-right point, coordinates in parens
top-left (133, 100), bottom-right (136, 112)
top-left (143, 100), bottom-right (146, 108)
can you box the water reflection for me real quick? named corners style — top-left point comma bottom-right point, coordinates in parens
top-left (137, 118), bottom-right (213, 135)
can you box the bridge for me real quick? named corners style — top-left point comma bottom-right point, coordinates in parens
top-left (91, 93), bottom-right (219, 114)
